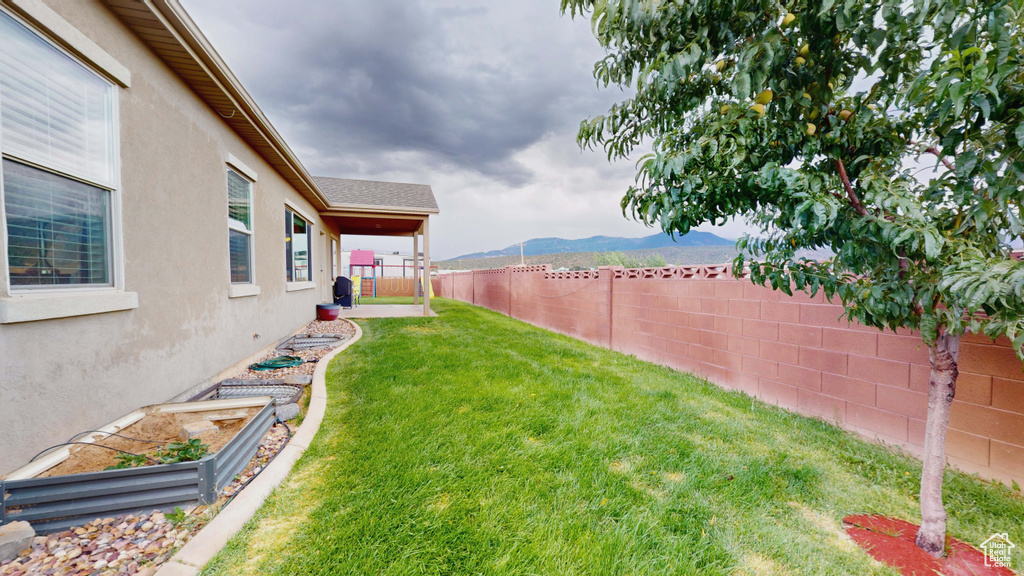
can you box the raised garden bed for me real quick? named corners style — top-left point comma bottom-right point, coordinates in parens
top-left (1, 397), bottom-right (275, 533)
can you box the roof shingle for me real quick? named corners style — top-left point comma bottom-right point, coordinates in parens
top-left (314, 176), bottom-right (438, 212)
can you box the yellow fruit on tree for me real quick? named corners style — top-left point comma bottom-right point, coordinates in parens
top-left (721, 104), bottom-right (732, 114)
top-left (716, 60), bottom-right (727, 72)
top-left (839, 109), bottom-right (853, 121)
top-left (798, 44), bottom-right (810, 57)
top-left (794, 56), bottom-right (806, 66)
top-left (782, 12), bottom-right (796, 27)
top-left (806, 123), bottom-right (817, 136)
top-left (749, 103), bottom-right (766, 117)
top-left (807, 109), bottom-right (820, 120)
top-left (755, 89), bottom-right (774, 105)
top-left (801, 92), bottom-right (812, 101)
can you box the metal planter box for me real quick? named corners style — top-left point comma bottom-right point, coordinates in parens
top-left (1, 398), bottom-right (275, 534)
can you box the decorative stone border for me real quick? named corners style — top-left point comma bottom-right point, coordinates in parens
top-left (153, 319), bottom-right (363, 576)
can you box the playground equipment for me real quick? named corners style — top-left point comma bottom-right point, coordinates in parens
top-left (348, 250), bottom-right (437, 299)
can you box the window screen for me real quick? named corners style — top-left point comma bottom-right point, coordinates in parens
top-left (3, 159), bottom-right (110, 286)
top-left (227, 169), bottom-right (252, 284)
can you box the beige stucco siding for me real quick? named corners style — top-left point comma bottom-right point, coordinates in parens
top-left (0, 0), bottom-right (337, 474)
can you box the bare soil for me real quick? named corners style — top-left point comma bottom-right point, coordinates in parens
top-left (39, 405), bottom-right (260, 477)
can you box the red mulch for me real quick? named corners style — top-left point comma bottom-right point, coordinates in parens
top-left (843, 514), bottom-right (1016, 576)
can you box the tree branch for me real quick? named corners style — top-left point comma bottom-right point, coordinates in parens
top-left (835, 159), bottom-right (869, 216)
top-left (925, 146), bottom-right (955, 172)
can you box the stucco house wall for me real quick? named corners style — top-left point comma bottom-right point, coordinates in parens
top-left (0, 0), bottom-right (338, 474)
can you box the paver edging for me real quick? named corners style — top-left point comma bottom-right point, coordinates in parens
top-left (154, 319), bottom-right (363, 576)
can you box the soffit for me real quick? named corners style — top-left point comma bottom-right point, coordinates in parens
top-left (102, 0), bottom-right (331, 210)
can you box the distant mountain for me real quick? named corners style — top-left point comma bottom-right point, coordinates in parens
top-left (449, 232), bottom-right (734, 260)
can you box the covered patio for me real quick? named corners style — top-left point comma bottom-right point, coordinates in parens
top-left (314, 177), bottom-right (439, 317)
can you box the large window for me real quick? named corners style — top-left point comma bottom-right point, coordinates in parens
top-left (0, 9), bottom-right (117, 289)
top-left (285, 208), bottom-right (311, 282)
top-left (227, 169), bottom-right (253, 284)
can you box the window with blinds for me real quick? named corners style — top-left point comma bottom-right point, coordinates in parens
top-left (0, 9), bottom-right (117, 289)
top-left (227, 169), bottom-right (252, 284)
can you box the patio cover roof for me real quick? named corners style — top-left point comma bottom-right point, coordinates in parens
top-left (314, 177), bottom-right (438, 237)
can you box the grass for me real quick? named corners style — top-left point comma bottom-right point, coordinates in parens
top-left (202, 299), bottom-right (1024, 575)
top-left (359, 296), bottom-right (417, 305)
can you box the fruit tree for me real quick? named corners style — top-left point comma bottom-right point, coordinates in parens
top-left (561, 0), bottom-right (1024, 556)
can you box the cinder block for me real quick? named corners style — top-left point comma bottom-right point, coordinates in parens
top-left (701, 298), bottom-right (729, 316)
top-left (945, 428), bottom-right (992, 467)
top-left (960, 343), bottom-right (1024, 381)
top-left (283, 374), bottom-right (312, 386)
top-left (714, 316), bottom-right (745, 336)
top-left (779, 323), bottom-right (822, 347)
top-left (743, 318), bottom-right (779, 341)
top-left (743, 282), bottom-right (780, 301)
top-left (761, 301), bottom-right (801, 323)
top-left (950, 403), bottom-right (1024, 447)
top-left (0, 521), bottom-right (34, 563)
top-left (992, 378), bottom-right (1024, 413)
top-left (798, 347), bottom-right (848, 375)
top-left (713, 349), bottom-right (743, 372)
top-left (742, 355), bottom-right (777, 378)
top-left (955, 373), bottom-right (993, 406)
top-left (876, 333), bottom-right (929, 364)
top-left (180, 420), bottom-right (218, 439)
top-left (822, 328), bottom-right (878, 357)
top-left (876, 386), bottom-right (929, 420)
top-left (990, 440), bottom-right (1024, 479)
top-left (759, 340), bottom-right (800, 365)
top-left (726, 335), bottom-right (759, 357)
top-left (700, 330), bottom-right (728, 350)
top-left (799, 304), bottom-right (845, 327)
top-left (847, 404), bottom-right (908, 441)
top-left (799, 389), bottom-right (847, 422)
top-left (728, 299), bottom-right (761, 319)
top-left (778, 363), bottom-right (822, 391)
top-left (821, 373), bottom-right (876, 406)
top-left (759, 378), bottom-right (800, 408)
top-left (848, 356), bottom-right (910, 388)
top-left (713, 281), bottom-right (746, 299)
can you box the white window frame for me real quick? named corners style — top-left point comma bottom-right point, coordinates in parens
top-left (284, 201), bottom-right (315, 292)
top-left (0, 6), bottom-right (134, 323)
top-left (226, 154), bottom-right (259, 298)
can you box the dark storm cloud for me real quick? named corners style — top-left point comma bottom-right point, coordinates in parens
top-left (184, 0), bottom-right (610, 186)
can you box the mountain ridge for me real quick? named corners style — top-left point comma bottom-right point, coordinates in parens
top-left (449, 232), bottom-right (734, 260)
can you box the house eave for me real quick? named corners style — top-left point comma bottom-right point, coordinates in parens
top-left (102, 0), bottom-right (332, 211)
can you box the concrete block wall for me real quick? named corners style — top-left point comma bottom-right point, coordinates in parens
top-left (439, 265), bottom-right (1024, 486)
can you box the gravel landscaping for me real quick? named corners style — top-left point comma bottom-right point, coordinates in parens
top-left (0, 318), bottom-right (352, 576)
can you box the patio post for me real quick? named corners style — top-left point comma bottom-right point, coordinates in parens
top-left (413, 231), bottom-right (420, 305)
top-left (423, 216), bottom-right (431, 316)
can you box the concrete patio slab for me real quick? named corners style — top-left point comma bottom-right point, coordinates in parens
top-left (340, 304), bottom-right (436, 318)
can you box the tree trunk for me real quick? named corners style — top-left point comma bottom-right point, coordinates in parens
top-left (915, 332), bottom-right (960, 557)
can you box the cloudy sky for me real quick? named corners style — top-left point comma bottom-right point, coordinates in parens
top-left (181, 0), bottom-right (749, 260)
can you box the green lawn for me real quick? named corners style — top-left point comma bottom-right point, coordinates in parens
top-left (202, 299), bottom-right (1023, 575)
top-left (359, 296), bottom-right (417, 305)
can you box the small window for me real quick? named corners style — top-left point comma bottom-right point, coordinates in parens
top-left (285, 208), bottom-right (311, 282)
top-left (227, 169), bottom-right (253, 284)
top-left (0, 9), bottom-right (118, 290)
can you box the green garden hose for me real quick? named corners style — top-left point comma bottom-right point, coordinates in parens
top-left (249, 355), bottom-right (305, 371)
